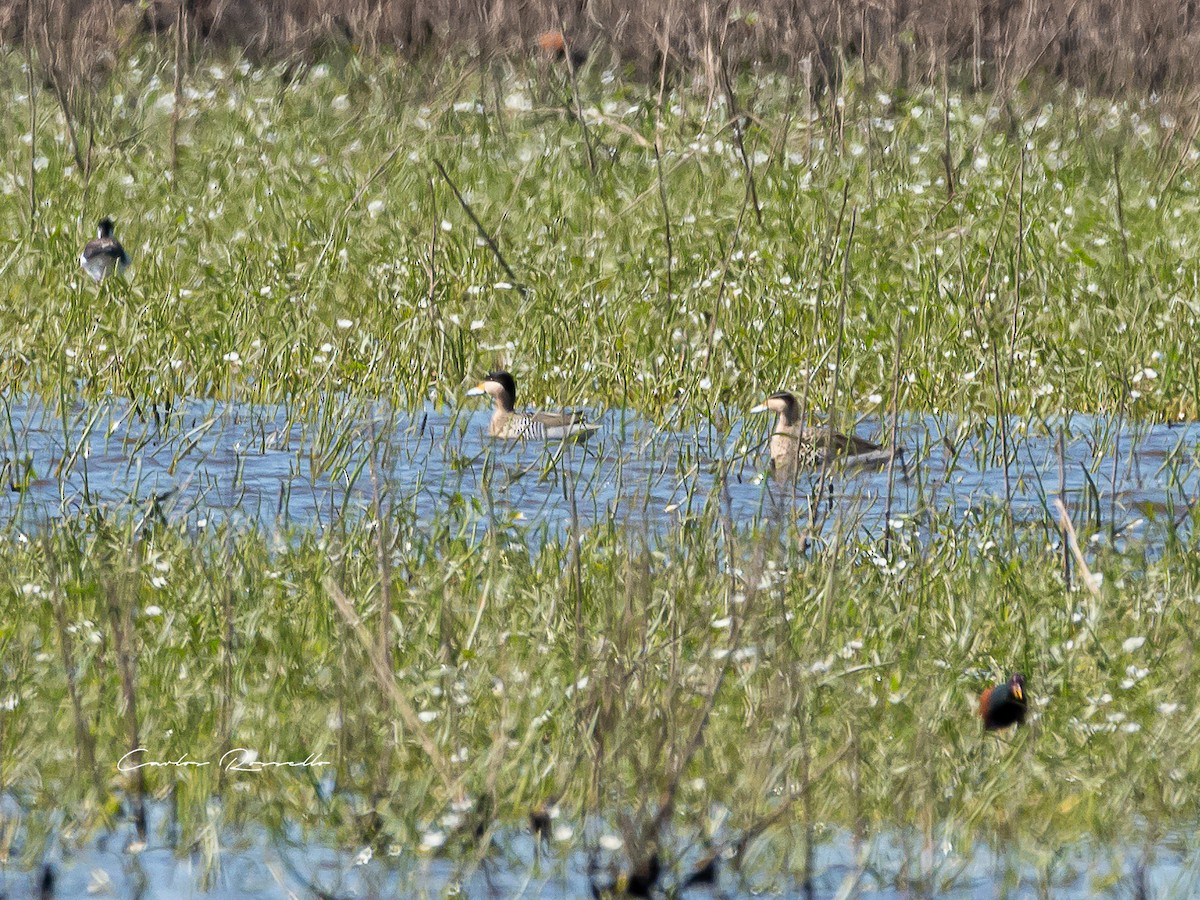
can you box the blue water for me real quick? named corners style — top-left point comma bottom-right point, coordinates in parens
top-left (4, 797), bottom-right (1197, 897)
top-left (0, 398), bottom-right (1195, 547)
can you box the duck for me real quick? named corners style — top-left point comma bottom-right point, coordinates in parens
top-left (749, 390), bottom-right (892, 475)
top-left (79, 217), bottom-right (131, 282)
top-left (466, 371), bottom-right (600, 442)
top-left (979, 673), bottom-right (1027, 731)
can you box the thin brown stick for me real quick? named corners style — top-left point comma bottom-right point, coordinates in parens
top-left (107, 572), bottom-right (146, 839)
top-left (559, 22), bottom-right (596, 175)
top-left (648, 531), bottom-right (773, 839)
top-left (24, 0), bottom-right (36, 233)
top-left (1113, 148), bottom-right (1130, 272)
top-left (45, 541), bottom-right (102, 795)
top-left (1055, 499), bottom-right (1102, 600)
top-left (883, 318), bottom-right (904, 559)
top-left (368, 421), bottom-right (393, 668)
top-left (813, 209), bottom-right (857, 524)
top-left (1057, 426), bottom-right (1071, 589)
top-left (433, 158), bottom-right (525, 293)
top-left (720, 52), bottom-right (762, 226)
top-left (653, 142), bottom-right (673, 302)
top-left (325, 578), bottom-right (457, 794)
top-left (170, 0), bottom-right (185, 174)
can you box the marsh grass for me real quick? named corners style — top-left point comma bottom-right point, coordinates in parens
top-left (1, 35), bottom-right (1200, 896)
top-left (2, 48), bottom-right (1198, 432)
top-left (2, 486), bottom-right (1200, 892)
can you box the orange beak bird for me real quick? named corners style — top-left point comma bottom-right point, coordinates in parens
top-left (979, 673), bottom-right (1027, 730)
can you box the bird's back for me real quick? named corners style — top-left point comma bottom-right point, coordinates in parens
top-left (491, 408), bottom-right (598, 441)
top-left (80, 236), bottom-right (130, 280)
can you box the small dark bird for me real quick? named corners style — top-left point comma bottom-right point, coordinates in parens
top-left (979, 673), bottom-right (1027, 730)
top-left (79, 217), bottom-right (131, 282)
top-left (529, 800), bottom-right (554, 840)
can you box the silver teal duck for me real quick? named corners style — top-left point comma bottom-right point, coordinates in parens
top-left (750, 390), bottom-right (891, 475)
top-left (466, 371), bottom-right (600, 442)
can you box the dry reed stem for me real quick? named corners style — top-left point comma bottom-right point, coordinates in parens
top-left (1054, 498), bottom-right (1102, 600)
top-left (325, 577), bottom-right (458, 795)
top-left (433, 158), bottom-right (526, 295)
top-left (12, 0), bottom-right (1200, 102)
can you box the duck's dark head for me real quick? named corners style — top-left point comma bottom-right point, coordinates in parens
top-left (97, 217), bottom-right (116, 238)
top-left (466, 371), bottom-right (517, 410)
top-left (750, 391), bottom-right (800, 425)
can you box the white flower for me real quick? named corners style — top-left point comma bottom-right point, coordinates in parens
top-left (553, 825), bottom-right (574, 842)
top-left (319, 342), bottom-right (333, 354)
top-left (418, 710), bottom-right (438, 723)
top-left (222, 351), bottom-right (240, 363)
top-left (599, 834), bottom-right (623, 851)
top-left (1158, 702), bottom-right (1180, 715)
top-left (337, 318), bottom-right (354, 329)
top-left (144, 605), bottom-right (162, 617)
top-left (332, 95), bottom-right (350, 111)
top-left (420, 830), bottom-right (447, 850)
top-left (354, 847), bottom-right (372, 866)
top-left (1123, 636), bottom-right (1146, 653)
top-left (367, 200), bottom-right (384, 217)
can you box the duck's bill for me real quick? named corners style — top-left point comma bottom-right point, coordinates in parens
top-left (465, 384), bottom-right (487, 396)
top-left (748, 402), bottom-right (769, 414)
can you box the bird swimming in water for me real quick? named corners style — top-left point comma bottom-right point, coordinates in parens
top-left (749, 390), bottom-right (893, 476)
top-left (79, 217), bottom-right (131, 282)
top-left (466, 371), bottom-right (600, 442)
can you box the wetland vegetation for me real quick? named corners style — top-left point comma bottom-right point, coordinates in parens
top-left (2, 20), bottom-right (1200, 896)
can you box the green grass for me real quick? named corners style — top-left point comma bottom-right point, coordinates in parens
top-left (2, 42), bottom-right (1200, 894)
top-left (1, 50), bottom-right (1198, 423)
top-left (2, 497), bottom-right (1199, 891)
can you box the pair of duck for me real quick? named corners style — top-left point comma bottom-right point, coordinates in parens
top-left (466, 371), bottom-right (897, 473)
